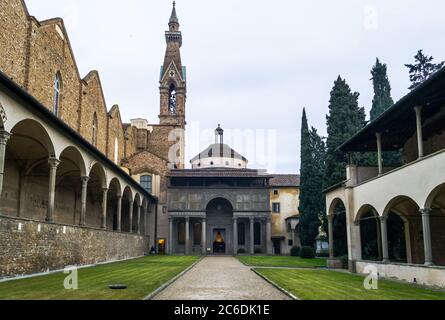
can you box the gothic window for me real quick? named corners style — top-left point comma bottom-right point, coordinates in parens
top-left (92, 113), bottom-right (98, 146)
top-left (178, 221), bottom-right (185, 245)
top-left (140, 175), bottom-right (152, 194)
top-left (238, 223), bottom-right (246, 245)
top-left (193, 223), bottom-right (202, 246)
top-left (272, 203), bottom-right (281, 213)
top-left (169, 83), bottom-right (177, 114)
top-left (53, 72), bottom-right (61, 116)
top-left (254, 222), bottom-right (261, 245)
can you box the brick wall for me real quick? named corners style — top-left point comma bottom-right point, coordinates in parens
top-left (0, 216), bottom-right (148, 278)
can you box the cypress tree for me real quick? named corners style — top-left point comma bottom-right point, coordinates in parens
top-left (324, 76), bottom-right (367, 189)
top-left (370, 58), bottom-right (394, 121)
top-left (299, 109), bottom-right (326, 247)
top-left (370, 58), bottom-right (401, 166)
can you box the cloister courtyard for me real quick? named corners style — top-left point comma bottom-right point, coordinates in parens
top-left (1, 255), bottom-right (445, 300)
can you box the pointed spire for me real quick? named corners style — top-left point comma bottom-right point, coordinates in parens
top-left (170, 1), bottom-right (179, 24)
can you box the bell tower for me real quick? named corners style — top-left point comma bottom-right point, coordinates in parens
top-left (159, 1), bottom-right (186, 127)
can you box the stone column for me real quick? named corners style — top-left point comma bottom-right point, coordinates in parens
top-left (46, 157), bottom-right (61, 223)
top-left (116, 195), bottom-right (122, 232)
top-left (328, 215), bottom-right (335, 259)
top-left (185, 217), bottom-right (190, 255)
top-left (376, 132), bottom-right (383, 175)
top-left (421, 208), bottom-right (433, 266)
top-left (250, 217), bottom-right (255, 255)
top-left (101, 188), bottom-right (108, 229)
top-left (380, 216), bottom-right (389, 263)
top-left (137, 204), bottom-right (142, 235)
top-left (169, 218), bottom-right (174, 254)
top-left (202, 218), bottom-right (207, 255)
top-left (0, 131), bottom-right (11, 197)
top-left (129, 201), bottom-right (133, 233)
top-left (79, 176), bottom-right (89, 226)
top-left (266, 217), bottom-right (273, 255)
top-left (376, 217), bottom-right (382, 260)
top-left (233, 217), bottom-right (238, 255)
top-left (414, 106), bottom-right (424, 158)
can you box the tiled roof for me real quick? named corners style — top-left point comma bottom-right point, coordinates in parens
top-left (169, 168), bottom-right (269, 178)
top-left (269, 174), bottom-right (300, 187)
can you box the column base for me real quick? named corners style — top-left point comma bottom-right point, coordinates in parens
top-left (424, 261), bottom-right (434, 267)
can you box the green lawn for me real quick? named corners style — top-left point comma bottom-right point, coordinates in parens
top-left (0, 256), bottom-right (199, 300)
top-left (238, 255), bottom-right (327, 268)
top-left (256, 268), bottom-right (445, 300)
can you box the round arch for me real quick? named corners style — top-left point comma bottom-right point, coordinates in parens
top-left (10, 119), bottom-right (55, 157)
top-left (59, 146), bottom-right (87, 177)
top-left (328, 198), bottom-right (346, 217)
top-left (424, 183), bottom-right (445, 209)
top-left (355, 204), bottom-right (379, 225)
top-left (89, 162), bottom-right (107, 189)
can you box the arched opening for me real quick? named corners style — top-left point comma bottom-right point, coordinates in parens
top-left (384, 196), bottom-right (421, 264)
top-left (86, 163), bottom-right (106, 228)
top-left (387, 212), bottom-right (407, 263)
top-left (121, 187), bottom-right (133, 233)
top-left (329, 198), bottom-right (348, 258)
top-left (177, 220), bottom-right (186, 245)
top-left (133, 194), bottom-right (142, 234)
top-left (425, 183), bottom-right (445, 266)
top-left (169, 83), bottom-right (177, 115)
top-left (254, 222), bottom-right (262, 246)
top-left (107, 178), bottom-right (121, 231)
top-left (357, 205), bottom-right (382, 261)
top-left (193, 222), bottom-right (202, 246)
top-left (206, 198), bottom-right (234, 254)
top-left (141, 198), bottom-right (149, 236)
top-left (1, 120), bottom-right (54, 220)
top-left (54, 146), bottom-right (86, 225)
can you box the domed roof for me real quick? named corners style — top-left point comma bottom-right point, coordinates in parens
top-left (190, 143), bottom-right (247, 163)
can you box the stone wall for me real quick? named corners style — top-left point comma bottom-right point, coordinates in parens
top-left (0, 215), bottom-right (148, 278)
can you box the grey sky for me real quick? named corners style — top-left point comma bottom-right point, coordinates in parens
top-left (25, 0), bottom-right (445, 173)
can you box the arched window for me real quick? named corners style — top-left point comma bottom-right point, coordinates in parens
top-left (254, 222), bottom-right (262, 245)
top-left (140, 175), bottom-right (152, 194)
top-left (53, 73), bottom-right (61, 116)
top-left (92, 113), bottom-right (98, 146)
top-left (114, 137), bottom-right (119, 163)
top-left (169, 83), bottom-right (177, 114)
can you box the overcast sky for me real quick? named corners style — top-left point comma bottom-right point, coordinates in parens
top-left (25, 0), bottom-right (445, 173)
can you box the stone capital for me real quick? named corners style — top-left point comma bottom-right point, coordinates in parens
top-left (421, 208), bottom-right (432, 216)
top-left (48, 157), bottom-right (61, 168)
top-left (327, 215), bottom-right (335, 223)
top-left (379, 215), bottom-right (388, 223)
top-left (80, 176), bottom-right (90, 184)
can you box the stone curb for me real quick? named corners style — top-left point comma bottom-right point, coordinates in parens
top-left (143, 257), bottom-right (204, 301)
top-left (251, 269), bottom-right (300, 301)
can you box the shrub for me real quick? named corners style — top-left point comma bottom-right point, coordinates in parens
top-left (237, 248), bottom-right (246, 254)
top-left (290, 246), bottom-right (301, 257)
top-left (254, 248), bottom-right (263, 254)
top-left (317, 252), bottom-right (330, 258)
top-left (300, 246), bottom-right (316, 259)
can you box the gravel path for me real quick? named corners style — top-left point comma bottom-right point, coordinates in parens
top-left (153, 257), bottom-right (291, 300)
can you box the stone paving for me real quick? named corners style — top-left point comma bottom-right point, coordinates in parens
top-left (153, 257), bottom-right (291, 300)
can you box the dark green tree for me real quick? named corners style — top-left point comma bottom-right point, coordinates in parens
top-left (370, 58), bottom-right (401, 166)
top-left (299, 109), bottom-right (326, 247)
top-left (405, 49), bottom-right (444, 90)
top-left (370, 58), bottom-right (394, 121)
top-left (324, 76), bottom-right (367, 189)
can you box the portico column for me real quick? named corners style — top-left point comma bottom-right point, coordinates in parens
top-left (421, 208), bottom-right (433, 266)
top-left (250, 217), bottom-right (255, 255)
top-left (266, 217), bottom-right (273, 255)
top-left (328, 215), bottom-right (335, 259)
top-left (137, 204), bottom-right (142, 235)
top-left (185, 217), bottom-right (190, 255)
top-left (169, 218), bottom-right (174, 254)
top-left (79, 176), bottom-right (89, 226)
top-left (414, 106), bottom-right (424, 158)
top-left (101, 188), bottom-right (108, 229)
top-left (129, 201), bottom-right (133, 233)
top-left (233, 217), bottom-right (238, 255)
top-left (376, 132), bottom-right (383, 175)
top-left (380, 216), bottom-right (389, 263)
top-left (46, 157), bottom-right (61, 223)
top-left (0, 131), bottom-right (11, 197)
top-left (201, 218), bottom-right (207, 255)
top-left (116, 195), bottom-right (122, 232)
top-left (376, 217), bottom-right (382, 260)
